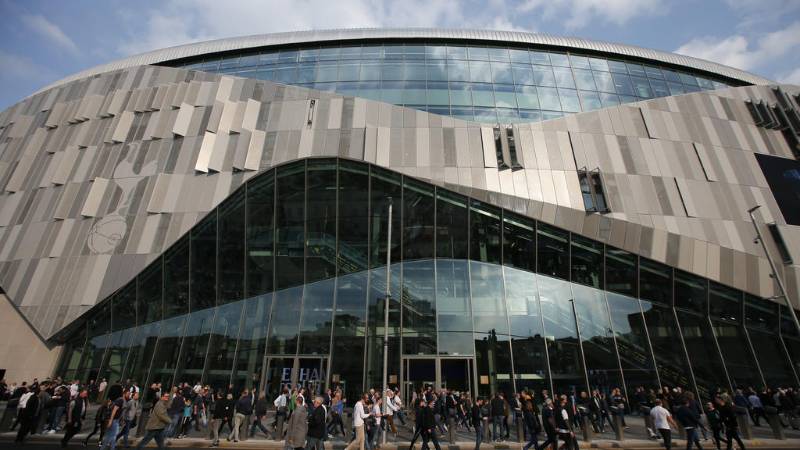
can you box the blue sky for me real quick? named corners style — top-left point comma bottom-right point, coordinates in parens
top-left (1, 0), bottom-right (799, 109)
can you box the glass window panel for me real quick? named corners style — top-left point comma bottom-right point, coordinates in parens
top-left (366, 265), bottom-right (401, 388)
top-left (572, 69), bottom-right (596, 90)
top-left (426, 45), bottom-right (448, 59)
top-left (468, 46), bottom-right (489, 61)
top-left (530, 51), bottom-right (551, 65)
top-left (488, 47), bottom-right (510, 61)
top-left (509, 49), bottom-right (530, 63)
top-left (631, 76), bottom-right (653, 98)
top-left (382, 63), bottom-right (405, 81)
top-left (218, 56), bottom-right (240, 70)
top-left (273, 66), bottom-right (297, 83)
top-left (608, 60), bottom-right (629, 74)
top-left (336, 81), bottom-right (360, 97)
top-left (641, 301), bottom-right (694, 391)
top-left (337, 160), bottom-right (369, 274)
top-left (173, 308), bottom-right (214, 387)
top-left (403, 81), bottom-right (427, 105)
top-left (163, 238), bottom-right (189, 318)
top-left (471, 83), bottom-right (495, 107)
top-left (744, 294), bottom-right (778, 331)
top-left (491, 62), bottom-right (513, 84)
top-left (427, 81), bottom-right (450, 106)
top-left (436, 259), bottom-right (472, 354)
top-left (573, 285), bottom-right (624, 392)
top-left (649, 79), bottom-right (670, 97)
top-left (639, 258), bottom-right (671, 306)
top-left (626, 63), bottom-right (646, 77)
top-left (568, 54), bottom-right (591, 69)
top-left (644, 66), bottom-right (664, 79)
top-left (436, 190), bottom-right (468, 259)
top-left (712, 319), bottom-right (761, 388)
top-left (337, 63), bottom-right (360, 81)
top-left (277, 50), bottom-right (298, 63)
top-left (472, 261), bottom-right (512, 395)
top-left (426, 62), bottom-right (448, 81)
top-left (611, 73), bottom-right (635, 96)
top-left (537, 223), bottom-right (569, 280)
top-left (275, 162), bottom-right (305, 289)
top-left (619, 95), bottom-right (638, 104)
top-left (600, 93), bottom-right (620, 107)
top-left (315, 62), bottom-right (338, 82)
top-left (238, 54), bottom-right (259, 68)
top-left (205, 301), bottom-right (244, 389)
top-left (697, 77), bottom-right (715, 89)
top-left (403, 63), bottom-right (425, 81)
top-left (497, 108), bottom-right (519, 123)
top-left (359, 63), bottom-right (381, 81)
top-left (503, 212), bottom-right (535, 272)
top-left (403, 178), bottom-right (435, 260)
top-left (219, 190), bottom-right (245, 304)
top-left (675, 271), bottom-right (707, 313)
top-left (512, 64), bottom-right (535, 85)
top-left (606, 293), bottom-right (660, 392)
top-left (259, 52), bottom-right (279, 64)
top-left (579, 91), bottom-right (602, 111)
top-left (298, 48), bottom-right (319, 62)
top-left (267, 285), bottom-right (302, 354)
top-left (306, 161), bottom-right (337, 283)
top-left (448, 61), bottom-right (470, 81)
top-left (469, 61), bottom-right (493, 83)
top-left (515, 85), bottom-right (540, 109)
top-left (403, 260), bottom-right (437, 355)
top-left (588, 58), bottom-right (609, 72)
top-left (553, 67), bottom-right (576, 89)
top-left (447, 46), bottom-right (468, 60)
top-left (450, 106), bottom-right (473, 121)
top-left (680, 73), bottom-right (700, 86)
top-left (571, 235), bottom-right (603, 289)
top-left (191, 213), bottom-right (217, 310)
top-left (550, 53), bottom-right (570, 67)
top-left (254, 69), bottom-right (274, 81)
top-left (147, 315), bottom-right (186, 389)
top-left (748, 330), bottom-right (796, 387)
top-left (676, 310), bottom-right (730, 399)
top-left (298, 279), bottom-right (334, 354)
top-left (542, 111), bottom-right (563, 120)
top-left (370, 166), bottom-right (402, 268)
top-left (246, 172), bottom-right (274, 298)
top-left (532, 65), bottom-right (556, 87)
top-left (494, 84), bottom-right (517, 109)
top-left (606, 247), bottom-right (636, 297)
top-left (384, 44), bottom-right (403, 60)
top-left (780, 306), bottom-right (800, 338)
top-left (231, 294), bottom-right (271, 391)
top-left (709, 282), bottom-right (742, 323)
top-left (470, 200), bottom-right (502, 264)
top-left (558, 88), bottom-right (581, 112)
top-left (330, 271), bottom-right (367, 401)
top-left (361, 45), bottom-right (383, 60)
top-left (538, 275), bottom-right (586, 394)
top-left (505, 268), bottom-right (548, 392)
top-left (538, 86), bottom-right (561, 111)
top-left (593, 71), bottom-right (615, 93)
top-left (684, 84), bottom-right (701, 93)
top-left (663, 69), bottom-right (681, 82)
top-left (358, 81), bottom-right (382, 101)
top-left (297, 64), bottom-right (317, 83)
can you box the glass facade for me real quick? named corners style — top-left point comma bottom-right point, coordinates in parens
top-left (56, 158), bottom-right (798, 404)
top-left (167, 42), bottom-right (737, 123)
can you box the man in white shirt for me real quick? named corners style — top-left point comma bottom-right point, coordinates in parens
top-left (346, 394), bottom-right (371, 450)
top-left (650, 399), bottom-right (677, 450)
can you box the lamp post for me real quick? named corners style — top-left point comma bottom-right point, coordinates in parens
top-left (747, 205), bottom-right (800, 337)
top-left (382, 198), bottom-right (392, 445)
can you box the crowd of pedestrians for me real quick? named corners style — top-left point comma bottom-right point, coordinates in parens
top-left (2, 375), bottom-right (800, 450)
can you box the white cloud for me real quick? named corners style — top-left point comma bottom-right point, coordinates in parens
top-left (21, 14), bottom-right (80, 55)
top-left (777, 67), bottom-right (800, 85)
top-left (674, 21), bottom-right (800, 71)
top-left (517, 0), bottom-right (664, 30)
top-left (116, 0), bottom-right (529, 56)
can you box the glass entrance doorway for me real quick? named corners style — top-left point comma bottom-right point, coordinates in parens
top-left (401, 357), bottom-right (475, 408)
top-left (263, 357), bottom-right (328, 398)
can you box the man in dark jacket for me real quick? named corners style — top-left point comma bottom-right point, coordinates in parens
top-left (675, 398), bottom-right (703, 450)
top-left (306, 396), bottom-right (326, 450)
top-left (166, 388), bottom-right (184, 438)
top-left (720, 401), bottom-right (746, 450)
top-left (490, 393), bottom-right (505, 442)
top-left (210, 392), bottom-right (231, 447)
top-left (15, 386), bottom-right (41, 444)
top-left (421, 399), bottom-right (442, 450)
top-left (705, 401), bottom-right (728, 450)
top-left (60, 390), bottom-right (88, 448)
top-left (537, 398), bottom-right (557, 450)
top-left (250, 391), bottom-right (272, 439)
top-left (229, 390), bottom-right (253, 442)
top-left (471, 398), bottom-right (485, 450)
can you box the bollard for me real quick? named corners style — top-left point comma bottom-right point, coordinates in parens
top-left (735, 406), bottom-right (752, 440)
top-left (447, 414), bottom-right (455, 444)
top-left (517, 414), bottom-right (525, 443)
top-left (611, 407), bottom-right (624, 441)
top-left (483, 417), bottom-right (491, 443)
top-left (579, 409), bottom-right (593, 443)
top-left (764, 406), bottom-right (786, 440)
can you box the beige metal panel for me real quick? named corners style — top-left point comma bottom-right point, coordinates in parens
top-left (245, 129), bottom-right (265, 171)
top-left (0, 193), bottom-right (23, 226)
top-left (363, 127), bottom-right (377, 163)
top-left (551, 171), bottom-right (572, 208)
top-left (538, 170), bottom-right (557, 205)
top-left (480, 127), bottom-right (497, 168)
top-left (327, 98), bottom-right (343, 130)
top-left (498, 169), bottom-right (515, 197)
top-left (524, 169), bottom-right (543, 203)
top-left (484, 168), bottom-right (501, 193)
top-left (416, 128), bottom-right (430, 167)
top-left (454, 128), bottom-right (470, 167)
top-left (194, 131), bottom-right (216, 173)
top-left (80, 178), bottom-right (110, 217)
top-left (376, 127), bottom-right (391, 166)
top-left (467, 128), bottom-right (484, 168)
top-left (512, 170), bottom-right (529, 199)
top-left (172, 102), bottom-right (194, 137)
top-left (51, 146), bottom-right (81, 185)
top-left (111, 111), bottom-right (134, 143)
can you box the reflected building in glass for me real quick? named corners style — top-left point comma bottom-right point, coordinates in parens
top-left (1, 29), bottom-right (799, 404)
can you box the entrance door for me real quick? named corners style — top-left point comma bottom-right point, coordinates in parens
top-left (440, 358), bottom-right (474, 395)
top-left (402, 358), bottom-right (435, 408)
top-left (402, 357), bottom-right (476, 407)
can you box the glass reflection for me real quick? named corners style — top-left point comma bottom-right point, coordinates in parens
top-left (505, 267), bottom-right (548, 392)
top-left (539, 274), bottom-right (586, 394)
top-left (573, 285), bottom-right (623, 393)
top-left (605, 293), bottom-right (659, 392)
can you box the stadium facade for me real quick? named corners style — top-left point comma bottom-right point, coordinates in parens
top-left (0, 29), bottom-right (799, 404)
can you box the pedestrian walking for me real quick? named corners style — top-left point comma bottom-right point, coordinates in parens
top-left (286, 396), bottom-right (308, 450)
top-left (522, 400), bottom-right (541, 450)
top-left (135, 392), bottom-right (172, 450)
top-left (651, 399), bottom-right (678, 450)
top-left (719, 399), bottom-right (746, 450)
top-left (346, 394), bottom-right (371, 450)
top-left (676, 398), bottom-right (703, 450)
top-left (250, 391), bottom-right (272, 438)
top-left (306, 396), bottom-right (326, 450)
top-left (60, 390), bottom-right (88, 448)
top-left (229, 389), bottom-right (253, 442)
top-left (14, 386), bottom-right (40, 444)
top-left (472, 398), bottom-right (486, 450)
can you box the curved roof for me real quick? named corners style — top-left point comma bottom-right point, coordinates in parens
top-left (38, 28), bottom-right (772, 93)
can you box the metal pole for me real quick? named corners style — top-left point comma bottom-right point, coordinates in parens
top-left (382, 198), bottom-right (393, 445)
top-left (748, 205), bottom-right (800, 337)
